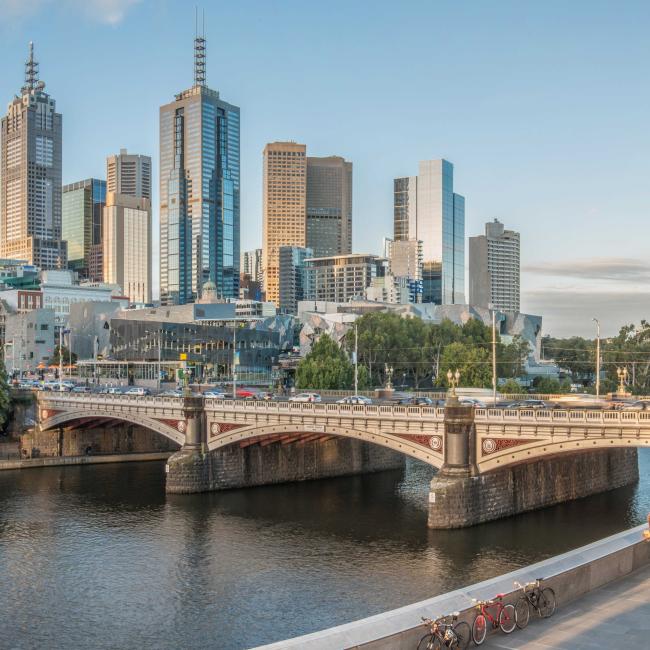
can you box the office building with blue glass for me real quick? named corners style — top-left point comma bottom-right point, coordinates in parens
top-left (159, 32), bottom-right (240, 305)
top-left (393, 159), bottom-right (464, 305)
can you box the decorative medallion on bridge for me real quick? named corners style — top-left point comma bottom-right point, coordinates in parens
top-left (176, 420), bottom-right (187, 433)
top-left (393, 433), bottom-right (443, 453)
top-left (40, 409), bottom-right (61, 420)
top-left (210, 422), bottom-right (246, 438)
top-left (429, 435), bottom-right (443, 451)
top-left (481, 437), bottom-right (537, 456)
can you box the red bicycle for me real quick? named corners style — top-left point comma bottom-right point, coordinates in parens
top-left (471, 595), bottom-right (516, 645)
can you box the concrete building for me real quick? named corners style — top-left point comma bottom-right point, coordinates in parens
top-left (106, 149), bottom-right (151, 200)
top-left (304, 254), bottom-right (387, 304)
top-left (62, 178), bottom-right (106, 280)
top-left (67, 301), bottom-right (122, 360)
top-left (241, 248), bottom-right (263, 283)
top-left (278, 245), bottom-right (312, 314)
top-left (306, 156), bottom-right (352, 257)
top-left (0, 259), bottom-right (39, 289)
top-left (365, 274), bottom-right (411, 304)
top-left (4, 307), bottom-right (55, 376)
top-left (159, 33), bottom-right (240, 305)
top-left (262, 142), bottom-right (307, 306)
top-left (394, 159), bottom-right (464, 304)
top-left (0, 43), bottom-right (66, 269)
top-left (469, 219), bottom-right (520, 312)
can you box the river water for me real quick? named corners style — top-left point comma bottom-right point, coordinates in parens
top-left (0, 450), bottom-right (648, 650)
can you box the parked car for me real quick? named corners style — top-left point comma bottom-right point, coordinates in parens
top-left (289, 392), bottom-right (321, 403)
top-left (336, 395), bottom-right (373, 405)
top-left (125, 387), bottom-right (151, 396)
top-left (203, 390), bottom-right (226, 399)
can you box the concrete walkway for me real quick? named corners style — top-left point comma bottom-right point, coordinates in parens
top-left (483, 564), bottom-right (650, 649)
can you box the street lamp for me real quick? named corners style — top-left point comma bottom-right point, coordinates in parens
top-left (592, 318), bottom-right (601, 398)
top-left (446, 368), bottom-right (461, 398)
top-left (616, 367), bottom-right (628, 396)
top-left (489, 304), bottom-right (497, 405)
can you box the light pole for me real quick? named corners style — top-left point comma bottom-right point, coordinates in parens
top-left (354, 320), bottom-right (358, 395)
top-left (490, 305), bottom-right (497, 405)
top-left (616, 367), bottom-right (628, 397)
top-left (446, 368), bottom-right (461, 399)
top-left (157, 329), bottom-right (162, 391)
top-left (232, 318), bottom-right (237, 399)
top-left (592, 318), bottom-right (601, 398)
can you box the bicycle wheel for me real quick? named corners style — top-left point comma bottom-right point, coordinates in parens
top-left (472, 614), bottom-right (487, 645)
top-left (452, 621), bottom-right (471, 650)
top-left (499, 604), bottom-right (516, 634)
top-left (539, 587), bottom-right (556, 618)
top-left (417, 633), bottom-right (440, 650)
top-left (515, 596), bottom-right (530, 629)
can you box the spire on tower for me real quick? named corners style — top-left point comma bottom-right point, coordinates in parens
top-left (194, 8), bottom-right (206, 87)
top-left (24, 41), bottom-right (39, 90)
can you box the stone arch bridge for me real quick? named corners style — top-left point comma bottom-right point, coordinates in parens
top-left (36, 393), bottom-right (649, 528)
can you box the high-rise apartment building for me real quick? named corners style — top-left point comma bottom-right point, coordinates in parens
top-left (0, 44), bottom-right (66, 269)
top-left (278, 245), bottom-right (312, 314)
top-left (306, 156), bottom-right (352, 257)
top-left (469, 219), bottom-right (520, 312)
top-left (159, 31), bottom-right (240, 305)
top-left (241, 248), bottom-right (263, 283)
top-left (262, 142), bottom-right (307, 306)
top-left (62, 178), bottom-right (106, 280)
top-left (103, 150), bottom-right (152, 305)
top-left (394, 159), bottom-right (464, 304)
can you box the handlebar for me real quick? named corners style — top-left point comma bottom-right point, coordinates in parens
top-left (514, 579), bottom-right (540, 590)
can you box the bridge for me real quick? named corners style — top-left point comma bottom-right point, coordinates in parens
top-left (35, 392), bottom-right (648, 527)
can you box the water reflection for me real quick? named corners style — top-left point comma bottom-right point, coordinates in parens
top-left (0, 450), bottom-right (647, 649)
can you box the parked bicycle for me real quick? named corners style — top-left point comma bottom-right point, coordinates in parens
top-left (417, 613), bottom-right (471, 650)
top-left (513, 579), bottom-right (556, 628)
top-left (471, 595), bottom-right (516, 645)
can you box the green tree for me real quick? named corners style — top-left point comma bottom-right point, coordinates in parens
top-left (296, 334), bottom-right (355, 389)
top-left (51, 345), bottom-right (77, 366)
top-left (439, 342), bottom-right (492, 388)
top-left (0, 365), bottom-right (10, 430)
top-left (500, 378), bottom-right (524, 394)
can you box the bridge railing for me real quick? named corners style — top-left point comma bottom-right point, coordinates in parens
top-left (475, 408), bottom-right (650, 424)
top-left (37, 393), bottom-right (184, 409)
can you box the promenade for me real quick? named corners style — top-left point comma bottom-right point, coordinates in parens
top-left (483, 564), bottom-right (650, 649)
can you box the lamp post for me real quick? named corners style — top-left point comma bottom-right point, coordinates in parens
top-left (490, 304), bottom-right (497, 405)
top-left (592, 318), bottom-right (601, 398)
top-left (446, 368), bottom-right (461, 398)
top-left (232, 317), bottom-right (237, 399)
top-left (354, 321), bottom-right (358, 395)
top-left (616, 366), bottom-right (628, 397)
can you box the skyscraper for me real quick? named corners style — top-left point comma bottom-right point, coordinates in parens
top-left (278, 245), bottom-right (312, 314)
top-left (469, 219), bottom-right (520, 312)
top-left (241, 248), bottom-right (263, 283)
top-left (262, 141), bottom-right (307, 306)
top-left (394, 159), bottom-right (465, 304)
top-left (103, 150), bottom-right (152, 305)
top-left (159, 27), bottom-right (240, 305)
top-left (0, 43), bottom-right (66, 269)
top-left (306, 156), bottom-right (352, 257)
top-left (62, 178), bottom-right (106, 280)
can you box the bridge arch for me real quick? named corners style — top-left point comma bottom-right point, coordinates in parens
top-left (40, 409), bottom-right (185, 447)
top-left (206, 422), bottom-right (444, 469)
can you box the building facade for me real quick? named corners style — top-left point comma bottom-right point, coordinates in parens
top-left (241, 248), bottom-right (263, 282)
top-left (306, 156), bottom-right (352, 257)
top-left (304, 254), bottom-right (387, 304)
top-left (4, 307), bottom-right (55, 376)
top-left (62, 178), bottom-right (106, 280)
top-left (102, 150), bottom-right (152, 305)
top-left (394, 159), bottom-right (464, 304)
top-left (386, 238), bottom-right (423, 281)
top-left (365, 274), bottom-right (411, 304)
top-left (262, 141), bottom-right (307, 306)
top-left (159, 35), bottom-right (240, 305)
top-left (278, 245), bottom-right (312, 314)
top-left (0, 43), bottom-right (66, 269)
top-left (469, 219), bottom-right (520, 312)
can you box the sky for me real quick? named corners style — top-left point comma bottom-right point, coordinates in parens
top-left (0, 0), bottom-right (649, 338)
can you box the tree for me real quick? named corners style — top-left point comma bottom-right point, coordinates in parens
top-left (296, 334), bottom-right (355, 389)
top-left (51, 345), bottom-right (77, 366)
top-left (439, 342), bottom-right (492, 388)
top-left (0, 365), bottom-right (10, 431)
top-left (500, 379), bottom-right (524, 394)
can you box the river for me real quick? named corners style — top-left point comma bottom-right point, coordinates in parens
top-left (0, 450), bottom-right (648, 649)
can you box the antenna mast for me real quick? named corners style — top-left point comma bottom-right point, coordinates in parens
top-left (24, 41), bottom-right (39, 90)
top-left (194, 8), bottom-right (206, 87)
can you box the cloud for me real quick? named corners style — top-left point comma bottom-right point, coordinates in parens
top-left (0, 0), bottom-right (141, 25)
top-left (523, 258), bottom-right (650, 283)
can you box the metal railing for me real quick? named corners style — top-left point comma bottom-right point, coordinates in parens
top-left (475, 408), bottom-right (650, 424)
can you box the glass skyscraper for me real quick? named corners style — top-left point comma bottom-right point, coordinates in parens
top-left (159, 33), bottom-right (240, 305)
top-left (393, 159), bottom-right (464, 304)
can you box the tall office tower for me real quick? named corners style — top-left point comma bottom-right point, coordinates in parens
top-left (241, 248), bottom-right (263, 283)
top-left (278, 245), bottom-right (312, 314)
top-left (262, 141), bottom-right (307, 306)
top-left (394, 159), bottom-right (464, 304)
top-left (62, 178), bottom-right (106, 279)
top-left (103, 150), bottom-right (152, 305)
top-left (469, 219), bottom-right (520, 312)
top-left (159, 28), bottom-right (240, 305)
top-left (0, 43), bottom-right (67, 269)
top-left (305, 156), bottom-right (352, 257)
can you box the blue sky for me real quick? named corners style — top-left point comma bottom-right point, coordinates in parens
top-left (1, 0), bottom-right (649, 337)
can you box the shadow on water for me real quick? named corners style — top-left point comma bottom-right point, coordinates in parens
top-left (0, 450), bottom-right (647, 649)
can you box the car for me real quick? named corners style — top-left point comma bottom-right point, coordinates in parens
top-left (203, 390), bottom-right (226, 399)
top-left (398, 396), bottom-right (435, 406)
top-left (509, 399), bottom-right (550, 410)
top-left (336, 395), bottom-right (373, 405)
top-left (124, 387), bottom-right (151, 396)
top-left (459, 397), bottom-right (487, 408)
top-left (620, 400), bottom-right (650, 411)
top-left (289, 392), bottom-right (321, 403)
top-left (71, 386), bottom-right (92, 393)
top-left (160, 389), bottom-right (184, 397)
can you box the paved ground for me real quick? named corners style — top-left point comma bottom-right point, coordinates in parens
top-left (482, 564), bottom-right (650, 649)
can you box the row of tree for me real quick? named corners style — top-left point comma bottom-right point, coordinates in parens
top-left (296, 313), bottom-right (531, 390)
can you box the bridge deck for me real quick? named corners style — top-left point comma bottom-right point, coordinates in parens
top-left (483, 564), bottom-right (650, 649)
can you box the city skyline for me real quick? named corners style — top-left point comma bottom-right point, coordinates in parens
top-left (1, 1), bottom-right (649, 336)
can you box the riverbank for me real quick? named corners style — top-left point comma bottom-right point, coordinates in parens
top-left (0, 451), bottom-right (173, 471)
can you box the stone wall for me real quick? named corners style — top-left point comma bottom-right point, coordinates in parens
top-left (166, 437), bottom-right (406, 494)
top-left (428, 448), bottom-right (639, 529)
top-left (21, 423), bottom-right (178, 459)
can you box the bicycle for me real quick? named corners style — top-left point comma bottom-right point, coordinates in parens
top-left (417, 613), bottom-right (471, 650)
top-left (471, 595), bottom-right (516, 645)
top-left (513, 579), bottom-right (556, 628)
